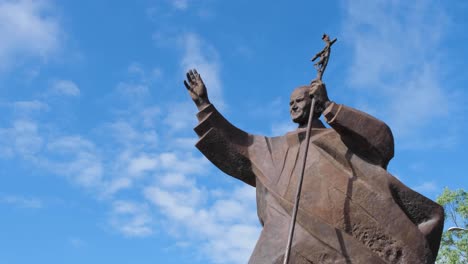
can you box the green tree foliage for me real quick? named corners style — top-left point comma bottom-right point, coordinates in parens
top-left (436, 188), bottom-right (467, 264)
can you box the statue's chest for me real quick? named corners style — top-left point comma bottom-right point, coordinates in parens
top-left (272, 139), bottom-right (355, 226)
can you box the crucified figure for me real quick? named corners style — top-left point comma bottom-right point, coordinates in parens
top-left (311, 34), bottom-right (337, 82)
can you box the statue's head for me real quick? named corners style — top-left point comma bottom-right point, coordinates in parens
top-left (290, 85), bottom-right (312, 127)
top-left (290, 81), bottom-right (328, 127)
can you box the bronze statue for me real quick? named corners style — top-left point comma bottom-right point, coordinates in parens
top-left (183, 36), bottom-right (444, 263)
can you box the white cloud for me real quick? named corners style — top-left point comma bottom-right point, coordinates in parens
top-left (342, 0), bottom-right (457, 146)
top-left (127, 154), bottom-right (159, 176)
top-left (145, 181), bottom-right (260, 264)
top-left (128, 62), bottom-right (145, 75)
top-left (0, 59), bottom-right (257, 263)
top-left (145, 187), bottom-right (198, 220)
top-left (0, 115), bottom-right (106, 192)
top-left (0, 195), bottom-right (43, 208)
top-left (110, 200), bottom-right (153, 237)
top-left (51, 80), bottom-right (80, 96)
top-left (0, 119), bottom-right (43, 157)
top-left (42, 136), bottom-right (103, 188)
top-left (159, 173), bottom-right (194, 188)
top-left (163, 101), bottom-right (197, 131)
top-left (116, 82), bottom-right (149, 98)
top-left (344, 1), bottom-right (445, 87)
top-left (102, 177), bottom-right (132, 196)
top-left (0, 0), bottom-right (61, 70)
top-left (204, 223), bottom-right (260, 264)
top-left (13, 100), bottom-right (49, 112)
top-left (105, 120), bottom-right (158, 149)
top-left (171, 0), bottom-right (189, 10)
top-left (127, 62), bottom-right (163, 84)
top-left (180, 32), bottom-right (225, 109)
top-left (46, 136), bottom-right (94, 153)
top-left (13, 120), bottom-right (43, 154)
top-left (158, 151), bottom-right (208, 175)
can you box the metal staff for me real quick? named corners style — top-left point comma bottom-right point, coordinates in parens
top-left (283, 96), bottom-right (316, 264)
top-left (283, 34), bottom-right (337, 264)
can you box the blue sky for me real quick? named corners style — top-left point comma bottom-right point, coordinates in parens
top-left (0, 0), bottom-right (467, 263)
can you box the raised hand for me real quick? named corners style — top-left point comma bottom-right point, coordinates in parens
top-left (309, 81), bottom-right (331, 118)
top-left (184, 69), bottom-right (210, 109)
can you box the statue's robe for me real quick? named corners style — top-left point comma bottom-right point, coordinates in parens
top-left (194, 103), bottom-right (443, 264)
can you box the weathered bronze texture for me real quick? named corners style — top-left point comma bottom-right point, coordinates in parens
top-left (183, 44), bottom-right (444, 263)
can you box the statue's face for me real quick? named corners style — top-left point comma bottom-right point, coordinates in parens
top-left (290, 87), bottom-right (311, 126)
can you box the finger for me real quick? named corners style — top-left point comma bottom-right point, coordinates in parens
top-left (188, 69), bottom-right (196, 82)
top-left (184, 80), bottom-right (191, 90)
top-left (194, 70), bottom-right (203, 83)
top-left (186, 72), bottom-right (193, 84)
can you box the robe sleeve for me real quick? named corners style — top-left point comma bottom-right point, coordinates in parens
top-left (323, 102), bottom-right (395, 169)
top-left (193, 104), bottom-right (258, 187)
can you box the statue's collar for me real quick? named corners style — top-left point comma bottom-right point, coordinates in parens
top-left (285, 120), bottom-right (327, 147)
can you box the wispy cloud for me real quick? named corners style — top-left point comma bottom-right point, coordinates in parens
top-left (127, 154), bottom-right (159, 176)
top-left (341, 0), bottom-right (459, 148)
top-left (157, 152), bottom-right (208, 175)
top-left (51, 80), bottom-right (80, 97)
top-left (110, 200), bottom-right (153, 237)
top-left (127, 62), bottom-right (163, 85)
top-left (116, 82), bottom-right (150, 98)
top-left (13, 100), bottom-right (49, 112)
top-left (0, 59), bottom-right (258, 263)
top-left (145, 181), bottom-right (260, 264)
top-left (180, 32), bottom-right (225, 109)
top-left (171, 0), bottom-right (189, 10)
top-left (0, 195), bottom-right (43, 209)
top-left (163, 101), bottom-right (198, 132)
top-left (104, 120), bottom-right (158, 150)
top-left (41, 136), bottom-right (103, 188)
top-left (0, 0), bottom-right (62, 70)
top-left (0, 119), bottom-right (44, 158)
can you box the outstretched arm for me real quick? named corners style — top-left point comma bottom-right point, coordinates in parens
top-left (184, 69), bottom-right (258, 187)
